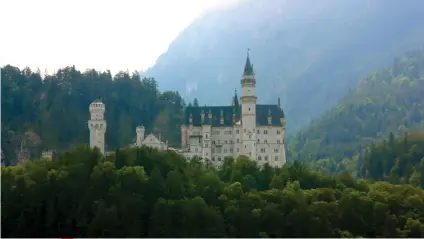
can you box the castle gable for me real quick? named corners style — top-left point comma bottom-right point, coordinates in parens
top-left (142, 133), bottom-right (162, 145)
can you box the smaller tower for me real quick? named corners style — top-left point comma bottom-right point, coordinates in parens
top-left (88, 99), bottom-right (107, 154)
top-left (136, 126), bottom-right (145, 147)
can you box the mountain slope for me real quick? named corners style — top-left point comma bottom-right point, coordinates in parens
top-left (288, 49), bottom-right (424, 164)
top-left (143, 0), bottom-right (424, 134)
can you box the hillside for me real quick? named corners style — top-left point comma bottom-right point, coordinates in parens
top-left (1, 66), bottom-right (184, 164)
top-left (288, 49), bottom-right (424, 167)
top-left (2, 146), bottom-right (424, 237)
top-left (143, 0), bottom-right (424, 133)
top-left (363, 132), bottom-right (424, 187)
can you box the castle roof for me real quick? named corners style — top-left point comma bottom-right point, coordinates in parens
top-left (184, 104), bottom-right (284, 127)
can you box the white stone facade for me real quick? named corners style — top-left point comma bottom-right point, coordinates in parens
top-left (181, 52), bottom-right (287, 168)
top-left (136, 126), bottom-right (168, 150)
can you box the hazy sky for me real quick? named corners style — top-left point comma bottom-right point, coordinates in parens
top-left (0, 0), bottom-right (237, 74)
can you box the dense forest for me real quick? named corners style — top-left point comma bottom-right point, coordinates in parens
top-left (2, 146), bottom-right (424, 237)
top-left (1, 66), bottom-right (186, 164)
top-left (288, 49), bottom-right (424, 173)
top-left (363, 132), bottom-right (424, 187)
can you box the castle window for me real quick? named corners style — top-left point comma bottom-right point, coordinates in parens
top-left (257, 129), bottom-right (260, 134)
top-left (205, 143), bottom-right (209, 147)
top-left (224, 148), bottom-right (228, 153)
top-left (195, 148), bottom-right (198, 152)
top-left (258, 156), bottom-right (262, 160)
top-left (212, 157), bottom-right (215, 161)
top-left (212, 148), bottom-right (215, 153)
top-left (275, 156), bottom-right (279, 161)
top-left (264, 130), bottom-right (268, 134)
top-left (245, 145), bottom-right (247, 148)
top-left (237, 139), bottom-right (240, 143)
top-left (261, 148), bottom-right (265, 153)
top-left (249, 108), bottom-right (251, 111)
top-left (249, 152), bottom-right (251, 156)
top-left (236, 130), bottom-right (240, 134)
top-left (274, 148), bottom-right (279, 153)
top-left (212, 141), bottom-right (215, 144)
top-left (257, 139), bottom-right (260, 143)
top-left (264, 140), bottom-right (268, 143)
top-left (206, 134), bottom-right (208, 138)
top-left (237, 148), bottom-right (239, 152)
top-left (230, 140), bottom-right (233, 144)
top-left (218, 140), bottom-right (221, 144)
top-left (206, 152), bottom-right (209, 156)
top-left (230, 148), bottom-right (233, 153)
top-left (244, 129), bottom-right (246, 133)
top-left (225, 140), bottom-right (228, 144)
top-left (265, 156), bottom-right (268, 161)
top-left (277, 130), bottom-right (280, 135)
top-left (218, 157), bottom-right (222, 161)
top-left (277, 140), bottom-right (281, 144)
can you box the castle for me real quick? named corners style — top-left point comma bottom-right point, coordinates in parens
top-left (88, 101), bottom-right (168, 154)
top-left (180, 52), bottom-right (286, 167)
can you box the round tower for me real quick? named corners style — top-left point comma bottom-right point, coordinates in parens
top-left (88, 99), bottom-right (107, 154)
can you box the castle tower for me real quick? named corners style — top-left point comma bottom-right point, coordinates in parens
top-left (88, 99), bottom-right (107, 154)
top-left (240, 49), bottom-right (257, 159)
top-left (136, 126), bottom-right (145, 147)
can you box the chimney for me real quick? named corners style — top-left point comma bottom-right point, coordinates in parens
top-left (201, 108), bottom-right (205, 123)
top-left (268, 108), bottom-right (272, 125)
top-left (220, 109), bottom-right (224, 125)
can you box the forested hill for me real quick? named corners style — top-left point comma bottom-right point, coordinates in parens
top-left (1, 66), bottom-right (184, 163)
top-left (363, 132), bottom-right (424, 187)
top-left (143, 0), bottom-right (424, 133)
top-left (288, 49), bottom-right (424, 166)
top-left (2, 146), bottom-right (424, 237)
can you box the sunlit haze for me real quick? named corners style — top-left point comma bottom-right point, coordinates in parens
top-left (0, 0), bottom-right (238, 75)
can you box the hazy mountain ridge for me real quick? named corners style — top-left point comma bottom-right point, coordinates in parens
top-left (288, 49), bottom-right (424, 165)
top-left (143, 0), bottom-right (424, 134)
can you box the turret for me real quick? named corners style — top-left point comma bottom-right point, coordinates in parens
top-left (240, 49), bottom-right (257, 159)
top-left (136, 126), bottom-right (145, 147)
top-left (88, 99), bottom-right (107, 154)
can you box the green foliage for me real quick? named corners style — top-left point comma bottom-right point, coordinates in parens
top-left (362, 132), bottom-right (424, 187)
top-left (2, 146), bottom-right (424, 237)
top-left (1, 66), bottom-right (185, 163)
top-left (289, 49), bottom-right (424, 171)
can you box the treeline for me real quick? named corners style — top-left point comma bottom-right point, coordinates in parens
top-left (362, 132), bottom-right (424, 187)
top-left (2, 146), bottom-right (424, 237)
top-left (1, 65), bottom-right (185, 163)
top-left (288, 49), bottom-right (424, 172)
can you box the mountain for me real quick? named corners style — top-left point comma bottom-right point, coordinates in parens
top-left (288, 49), bottom-right (424, 167)
top-left (143, 0), bottom-right (424, 133)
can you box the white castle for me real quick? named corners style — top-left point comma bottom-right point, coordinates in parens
top-left (88, 100), bottom-right (168, 153)
top-left (180, 52), bottom-right (287, 167)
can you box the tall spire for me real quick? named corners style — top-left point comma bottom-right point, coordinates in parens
top-left (243, 48), bottom-right (254, 76)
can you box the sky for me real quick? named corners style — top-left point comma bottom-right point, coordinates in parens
top-left (0, 0), bottom-right (237, 75)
